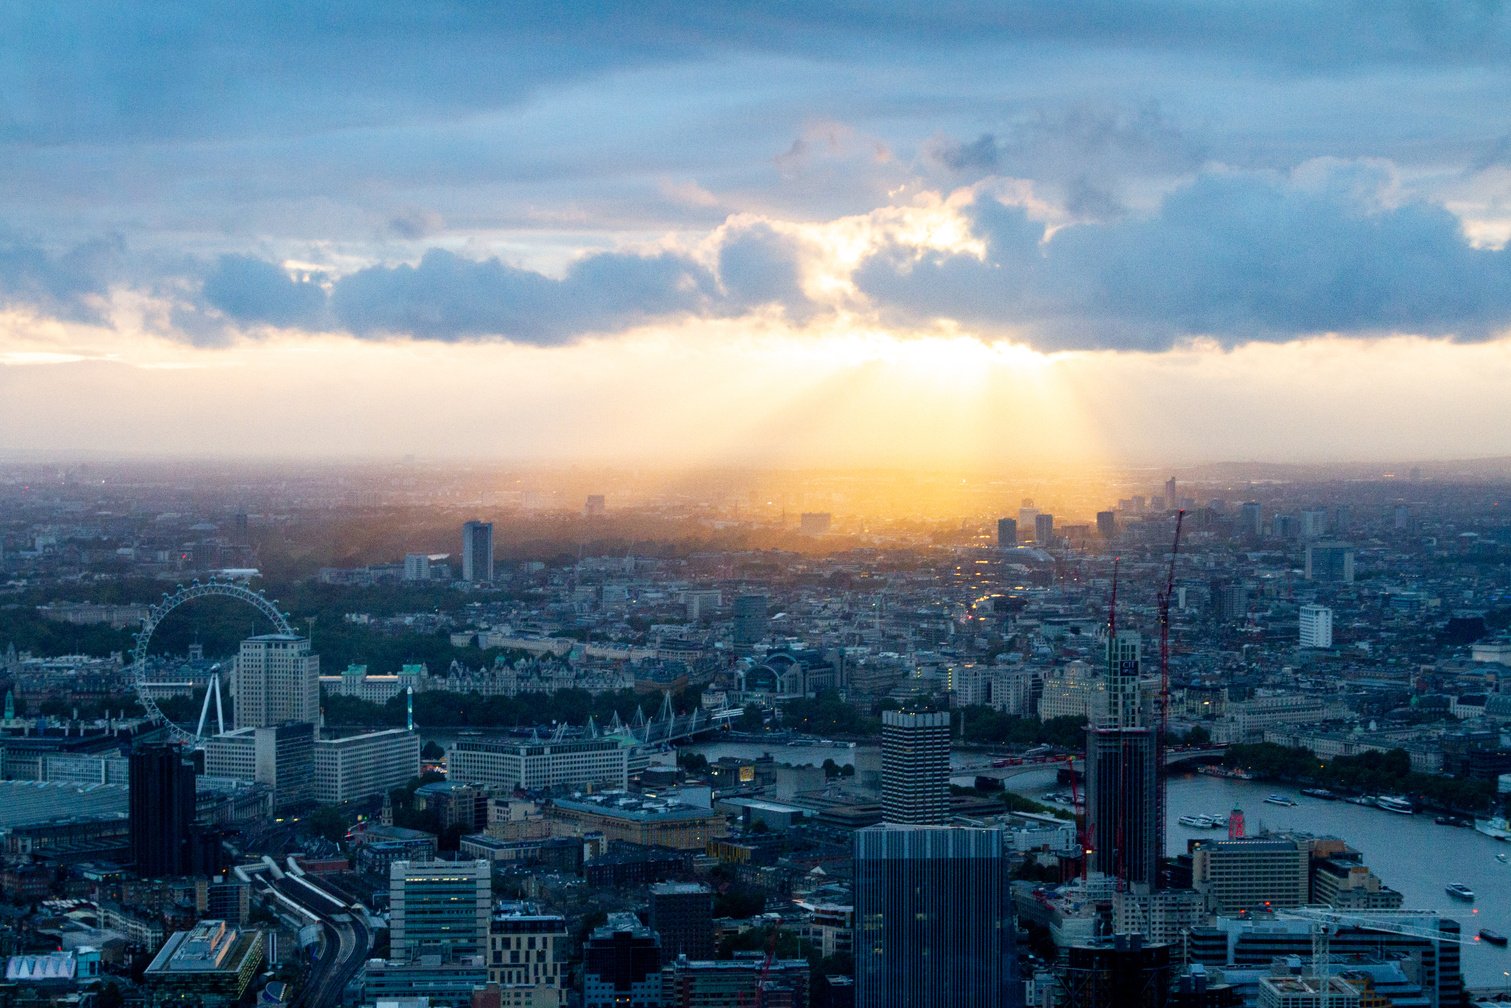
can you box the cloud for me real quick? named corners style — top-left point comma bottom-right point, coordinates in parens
top-left (927, 103), bottom-right (1206, 217)
top-left (717, 222), bottom-right (811, 314)
top-left (201, 225), bottom-right (807, 345)
top-left (386, 209), bottom-right (446, 241)
top-left (856, 161), bottom-right (1511, 350)
top-left (201, 255), bottom-right (327, 329)
top-left (0, 233), bottom-right (121, 323)
top-left (325, 247), bottom-right (718, 344)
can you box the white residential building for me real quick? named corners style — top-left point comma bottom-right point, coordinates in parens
top-left (1038, 660), bottom-right (1109, 723)
top-left (319, 663), bottom-right (428, 705)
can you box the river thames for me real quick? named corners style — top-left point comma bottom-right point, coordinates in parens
top-left (681, 740), bottom-right (1511, 990)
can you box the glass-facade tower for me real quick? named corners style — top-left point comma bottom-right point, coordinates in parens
top-left (854, 825), bottom-right (1019, 1008)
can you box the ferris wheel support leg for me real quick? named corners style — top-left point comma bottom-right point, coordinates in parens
top-left (213, 673), bottom-right (225, 736)
top-left (196, 677), bottom-right (216, 741)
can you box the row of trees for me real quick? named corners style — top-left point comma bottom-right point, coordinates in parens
top-left (956, 706), bottom-right (1088, 749)
top-left (322, 684), bottom-right (703, 731)
top-left (1224, 742), bottom-right (1495, 812)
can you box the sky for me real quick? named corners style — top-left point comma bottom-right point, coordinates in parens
top-left (4, 2), bottom-right (1511, 469)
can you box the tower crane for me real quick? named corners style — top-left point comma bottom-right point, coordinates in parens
top-left (1155, 511), bottom-right (1185, 872)
top-left (1277, 906), bottom-right (1472, 1008)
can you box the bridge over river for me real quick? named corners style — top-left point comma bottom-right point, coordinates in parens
top-left (954, 745), bottom-right (1228, 783)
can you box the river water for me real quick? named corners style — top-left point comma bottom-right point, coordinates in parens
top-left (678, 741), bottom-right (1511, 990)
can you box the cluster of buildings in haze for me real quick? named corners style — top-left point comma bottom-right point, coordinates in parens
top-left (2, 460), bottom-right (1511, 1007)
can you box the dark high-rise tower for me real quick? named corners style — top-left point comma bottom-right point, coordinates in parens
top-left (854, 826), bottom-right (1018, 1008)
top-left (881, 710), bottom-right (950, 825)
top-left (1086, 631), bottom-right (1160, 892)
top-left (1086, 727), bottom-right (1159, 891)
top-left (996, 517), bottom-right (1017, 547)
top-left (731, 594), bottom-right (769, 653)
top-left (130, 742), bottom-right (197, 877)
top-left (647, 881), bottom-right (714, 964)
top-left (462, 520), bottom-right (494, 582)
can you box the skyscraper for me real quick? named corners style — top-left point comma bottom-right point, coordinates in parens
top-left (1305, 541), bottom-right (1355, 584)
top-left (996, 517), bottom-right (1017, 547)
top-left (1086, 631), bottom-right (1160, 892)
top-left (854, 825), bottom-right (1017, 1008)
top-left (130, 742), bottom-right (197, 877)
top-left (1034, 512), bottom-right (1055, 546)
top-left (234, 634), bottom-right (319, 730)
top-left (1095, 511), bottom-right (1116, 540)
top-left (880, 710), bottom-right (950, 825)
top-left (1086, 727), bottom-right (1159, 892)
top-left (731, 594), bottom-right (768, 653)
top-left (462, 520), bottom-right (494, 582)
top-left (1238, 501), bottom-right (1263, 538)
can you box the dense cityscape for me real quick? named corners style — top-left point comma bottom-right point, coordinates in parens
top-left (2, 459), bottom-right (1511, 1007)
top-left (11, 4), bottom-right (1511, 1008)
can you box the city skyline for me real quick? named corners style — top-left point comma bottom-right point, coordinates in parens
top-left (5, 5), bottom-right (1511, 466)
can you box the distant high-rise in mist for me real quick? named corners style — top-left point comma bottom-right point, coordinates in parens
top-left (462, 520), bottom-right (494, 582)
top-left (731, 594), bottom-right (768, 653)
top-left (996, 517), bottom-right (1017, 547)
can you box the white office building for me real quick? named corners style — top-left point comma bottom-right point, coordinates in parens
top-left (234, 635), bottom-right (319, 730)
top-left (446, 737), bottom-right (631, 792)
top-left (203, 721), bottom-right (315, 808)
top-left (1299, 604), bottom-right (1333, 649)
top-left (314, 729), bottom-right (421, 804)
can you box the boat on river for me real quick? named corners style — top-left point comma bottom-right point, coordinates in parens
top-left (1177, 814), bottom-right (1223, 828)
top-left (1480, 929), bottom-right (1508, 945)
top-left (1475, 816), bottom-right (1511, 840)
top-left (1446, 882), bottom-right (1475, 901)
top-left (1264, 794), bottom-right (1298, 806)
top-left (1375, 795), bottom-right (1414, 814)
top-left (1300, 787), bottom-right (1336, 800)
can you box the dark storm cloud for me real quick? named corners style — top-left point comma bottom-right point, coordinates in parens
top-left (0, 232), bottom-right (121, 323)
top-left (856, 166), bottom-right (1511, 350)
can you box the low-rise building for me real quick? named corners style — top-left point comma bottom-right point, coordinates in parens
top-left (447, 737), bottom-right (632, 792)
top-left (142, 920), bottom-right (264, 1008)
top-left (1192, 838), bottom-right (1310, 914)
top-left (548, 792), bottom-right (726, 850)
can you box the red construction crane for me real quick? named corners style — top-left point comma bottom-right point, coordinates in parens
top-left (1155, 510), bottom-right (1186, 872)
